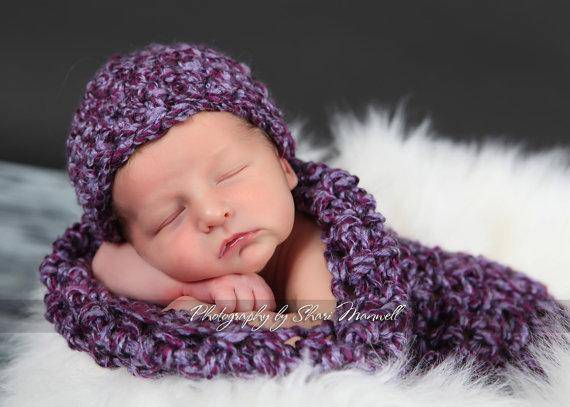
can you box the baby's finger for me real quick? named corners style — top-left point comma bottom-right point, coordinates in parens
top-left (252, 279), bottom-right (276, 311)
top-left (232, 283), bottom-right (255, 313)
top-left (213, 286), bottom-right (237, 313)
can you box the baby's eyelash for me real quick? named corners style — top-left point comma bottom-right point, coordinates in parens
top-left (218, 165), bottom-right (247, 183)
top-left (156, 209), bottom-right (182, 233)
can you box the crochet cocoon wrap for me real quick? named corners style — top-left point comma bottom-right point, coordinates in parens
top-left (39, 156), bottom-right (569, 380)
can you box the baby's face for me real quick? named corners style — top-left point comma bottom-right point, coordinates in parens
top-left (111, 111), bottom-right (298, 283)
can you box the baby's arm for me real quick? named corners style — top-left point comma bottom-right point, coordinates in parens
top-left (92, 241), bottom-right (275, 312)
top-left (92, 241), bottom-right (184, 306)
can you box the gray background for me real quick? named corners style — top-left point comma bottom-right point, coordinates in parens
top-left (2, 0), bottom-right (570, 169)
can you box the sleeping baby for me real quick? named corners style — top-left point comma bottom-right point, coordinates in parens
top-left (50, 42), bottom-right (568, 379)
top-left (92, 110), bottom-right (337, 331)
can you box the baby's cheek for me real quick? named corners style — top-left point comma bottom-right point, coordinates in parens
top-left (167, 246), bottom-right (203, 282)
top-left (165, 238), bottom-right (220, 282)
top-left (163, 254), bottom-right (189, 282)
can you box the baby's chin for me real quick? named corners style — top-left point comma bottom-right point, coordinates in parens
top-left (214, 241), bottom-right (274, 278)
top-left (237, 240), bottom-right (275, 273)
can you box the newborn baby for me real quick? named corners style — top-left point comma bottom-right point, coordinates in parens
top-left (51, 42), bottom-right (568, 378)
top-left (92, 110), bottom-right (337, 329)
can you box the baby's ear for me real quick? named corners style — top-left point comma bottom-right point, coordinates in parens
top-left (279, 158), bottom-right (298, 190)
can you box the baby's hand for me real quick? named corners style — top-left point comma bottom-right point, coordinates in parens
top-left (184, 273), bottom-right (277, 313)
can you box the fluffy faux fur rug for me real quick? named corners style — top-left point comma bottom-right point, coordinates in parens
top-left (1, 105), bottom-right (569, 406)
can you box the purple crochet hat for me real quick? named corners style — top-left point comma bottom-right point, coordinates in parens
top-left (66, 42), bottom-right (295, 243)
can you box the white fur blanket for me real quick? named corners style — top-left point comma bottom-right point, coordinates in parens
top-left (1, 105), bottom-right (569, 406)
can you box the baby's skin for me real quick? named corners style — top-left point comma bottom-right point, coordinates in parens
top-left (92, 111), bottom-right (337, 339)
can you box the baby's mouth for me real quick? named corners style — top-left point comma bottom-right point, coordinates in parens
top-left (219, 230), bottom-right (259, 258)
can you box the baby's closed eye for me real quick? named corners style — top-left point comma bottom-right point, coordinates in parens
top-left (218, 164), bottom-right (248, 184)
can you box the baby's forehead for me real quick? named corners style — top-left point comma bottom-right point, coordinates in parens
top-left (124, 116), bottom-right (257, 160)
top-left (112, 120), bottom-right (275, 206)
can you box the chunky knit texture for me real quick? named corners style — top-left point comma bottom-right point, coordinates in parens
top-left (39, 42), bottom-right (569, 380)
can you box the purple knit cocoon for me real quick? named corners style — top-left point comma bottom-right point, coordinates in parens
top-left (38, 42), bottom-right (570, 380)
